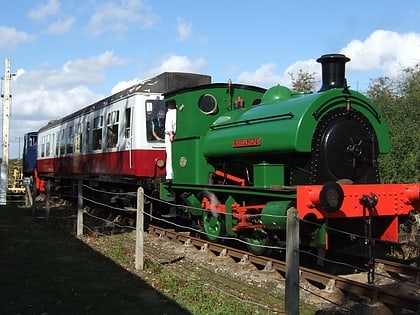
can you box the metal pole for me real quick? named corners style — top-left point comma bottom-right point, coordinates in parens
top-left (0, 57), bottom-right (11, 205)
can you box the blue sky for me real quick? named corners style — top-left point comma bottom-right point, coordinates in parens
top-left (0, 0), bottom-right (419, 158)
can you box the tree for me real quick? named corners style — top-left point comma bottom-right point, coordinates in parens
top-left (366, 76), bottom-right (395, 101)
top-left (289, 69), bottom-right (317, 92)
top-left (367, 64), bottom-right (420, 183)
top-left (398, 63), bottom-right (420, 97)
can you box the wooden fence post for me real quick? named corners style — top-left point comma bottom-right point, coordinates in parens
top-left (45, 179), bottom-right (50, 220)
top-left (135, 187), bottom-right (144, 270)
top-left (24, 184), bottom-right (32, 208)
top-left (285, 207), bottom-right (299, 315)
top-left (77, 180), bottom-right (83, 237)
top-left (31, 182), bottom-right (36, 215)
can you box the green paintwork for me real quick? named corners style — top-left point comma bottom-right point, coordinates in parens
top-left (310, 223), bottom-right (327, 247)
top-left (181, 192), bottom-right (203, 216)
top-left (260, 201), bottom-right (289, 229)
top-left (159, 183), bottom-right (175, 202)
top-left (244, 229), bottom-right (270, 255)
top-left (202, 89), bottom-right (390, 158)
top-left (161, 182), bottom-right (296, 202)
top-left (203, 210), bottom-right (224, 241)
top-left (254, 163), bottom-right (285, 188)
top-left (164, 81), bottom-right (390, 188)
top-left (164, 83), bottom-right (266, 185)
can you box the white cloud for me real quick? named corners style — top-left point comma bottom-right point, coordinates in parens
top-left (236, 30), bottom-right (420, 88)
top-left (112, 54), bottom-right (207, 93)
top-left (63, 50), bottom-right (128, 73)
top-left (154, 55), bottom-right (206, 73)
top-left (176, 17), bottom-right (192, 42)
top-left (0, 26), bottom-right (34, 49)
top-left (111, 78), bottom-right (141, 95)
top-left (237, 60), bottom-right (320, 88)
top-left (27, 0), bottom-right (60, 21)
top-left (47, 17), bottom-right (75, 34)
top-left (237, 64), bottom-right (286, 87)
top-left (15, 86), bottom-right (100, 120)
top-left (5, 50), bottom-right (130, 157)
top-left (85, 0), bottom-right (159, 37)
top-left (341, 30), bottom-right (420, 77)
top-left (11, 51), bottom-right (129, 124)
top-left (10, 84), bottom-right (101, 158)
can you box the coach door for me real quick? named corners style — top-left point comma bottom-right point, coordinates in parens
top-left (124, 107), bottom-right (134, 168)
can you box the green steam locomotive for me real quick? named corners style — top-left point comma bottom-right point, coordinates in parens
top-left (159, 54), bottom-right (419, 256)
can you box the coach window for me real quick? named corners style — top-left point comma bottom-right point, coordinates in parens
top-left (41, 136), bottom-right (45, 157)
top-left (67, 126), bottom-right (74, 154)
top-left (59, 130), bottom-right (65, 155)
top-left (28, 134), bottom-right (37, 147)
top-left (46, 134), bottom-right (51, 157)
top-left (51, 133), bottom-right (55, 157)
top-left (146, 99), bottom-right (165, 142)
top-left (125, 108), bottom-right (131, 138)
top-left (146, 99), bottom-right (157, 141)
top-left (85, 121), bottom-right (90, 146)
top-left (106, 110), bottom-right (119, 148)
top-left (93, 116), bottom-right (103, 150)
top-left (75, 123), bottom-right (82, 153)
top-left (55, 135), bottom-right (59, 156)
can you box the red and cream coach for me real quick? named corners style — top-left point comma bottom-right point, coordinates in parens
top-left (37, 72), bottom-right (210, 198)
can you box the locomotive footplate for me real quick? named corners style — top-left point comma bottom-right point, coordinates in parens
top-left (297, 183), bottom-right (420, 248)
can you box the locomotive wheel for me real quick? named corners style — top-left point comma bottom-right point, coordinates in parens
top-left (244, 229), bottom-right (270, 256)
top-left (203, 211), bottom-right (225, 242)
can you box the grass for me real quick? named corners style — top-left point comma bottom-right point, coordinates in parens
top-left (0, 202), bottom-right (320, 314)
top-left (0, 204), bottom-right (190, 315)
top-left (87, 228), bottom-right (319, 315)
top-left (141, 260), bottom-right (274, 315)
top-left (86, 232), bottom-right (282, 315)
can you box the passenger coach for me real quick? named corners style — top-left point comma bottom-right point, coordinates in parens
top-left (37, 72), bottom-right (210, 194)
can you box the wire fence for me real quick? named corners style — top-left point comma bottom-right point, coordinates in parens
top-left (32, 182), bottom-right (419, 315)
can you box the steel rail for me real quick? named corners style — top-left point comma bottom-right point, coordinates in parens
top-left (148, 224), bottom-right (420, 311)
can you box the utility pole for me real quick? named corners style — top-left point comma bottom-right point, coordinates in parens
top-left (15, 137), bottom-right (22, 161)
top-left (0, 57), bottom-right (11, 205)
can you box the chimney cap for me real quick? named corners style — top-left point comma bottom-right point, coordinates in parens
top-left (317, 54), bottom-right (350, 92)
top-left (317, 53), bottom-right (350, 63)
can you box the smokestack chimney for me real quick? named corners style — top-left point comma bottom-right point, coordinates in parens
top-left (317, 54), bottom-right (350, 92)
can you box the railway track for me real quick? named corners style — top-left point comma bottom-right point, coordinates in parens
top-left (148, 224), bottom-right (420, 312)
top-left (375, 258), bottom-right (420, 280)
